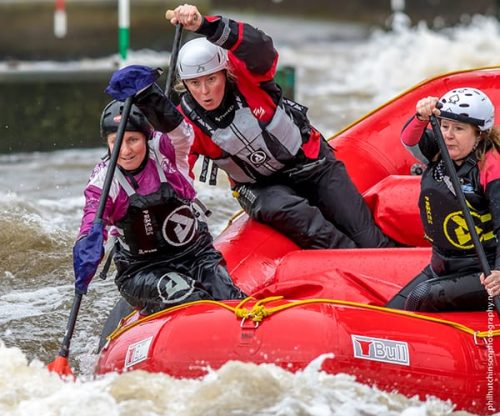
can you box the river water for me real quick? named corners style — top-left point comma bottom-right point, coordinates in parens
top-left (1, 11), bottom-right (499, 416)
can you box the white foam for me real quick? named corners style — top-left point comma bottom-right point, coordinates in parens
top-left (344, 15), bottom-right (500, 104)
top-left (0, 347), bottom-right (461, 416)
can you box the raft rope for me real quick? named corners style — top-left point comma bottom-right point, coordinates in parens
top-left (107, 296), bottom-right (500, 342)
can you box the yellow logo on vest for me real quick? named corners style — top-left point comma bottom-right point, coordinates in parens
top-left (443, 209), bottom-right (493, 249)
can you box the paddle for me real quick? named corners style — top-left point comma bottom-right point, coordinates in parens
top-left (429, 106), bottom-right (500, 317)
top-left (164, 10), bottom-right (183, 99)
top-left (48, 96), bottom-right (135, 377)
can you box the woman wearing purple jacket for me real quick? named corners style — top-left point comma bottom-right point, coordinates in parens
top-left (74, 99), bottom-right (245, 316)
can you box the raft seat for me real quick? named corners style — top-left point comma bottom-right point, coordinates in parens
top-left (216, 214), bottom-right (299, 294)
top-left (363, 174), bottom-right (430, 247)
top-left (262, 248), bottom-right (431, 306)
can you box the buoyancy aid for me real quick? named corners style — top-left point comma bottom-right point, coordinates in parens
top-left (419, 154), bottom-right (496, 263)
top-left (181, 91), bottom-right (311, 184)
top-left (114, 146), bottom-right (199, 257)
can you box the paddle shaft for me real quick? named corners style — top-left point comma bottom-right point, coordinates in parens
top-left (164, 21), bottom-right (183, 98)
top-left (57, 293), bottom-right (82, 358)
top-left (56, 96), bottom-right (135, 359)
top-left (429, 113), bottom-right (500, 315)
top-left (95, 96), bottom-right (134, 222)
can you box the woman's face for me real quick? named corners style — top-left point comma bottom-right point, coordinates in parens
top-left (440, 119), bottom-right (478, 161)
top-left (184, 70), bottom-right (227, 111)
top-left (107, 131), bottom-right (147, 171)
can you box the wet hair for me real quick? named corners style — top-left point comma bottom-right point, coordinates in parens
top-left (477, 126), bottom-right (500, 164)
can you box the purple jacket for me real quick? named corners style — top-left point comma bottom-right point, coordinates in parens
top-left (78, 127), bottom-right (196, 239)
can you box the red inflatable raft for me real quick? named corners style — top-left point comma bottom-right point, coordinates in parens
top-left (95, 67), bottom-right (500, 415)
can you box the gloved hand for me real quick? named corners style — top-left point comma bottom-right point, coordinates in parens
top-left (134, 82), bottom-right (184, 133)
top-left (73, 222), bottom-right (105, 295)
top-left (105, 65), bottom-right (163, 101)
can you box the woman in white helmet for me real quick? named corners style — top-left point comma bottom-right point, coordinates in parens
top-left (109, 4), bottom-right (395, 250)
top-left (387, 87), bottom-right (500, 311)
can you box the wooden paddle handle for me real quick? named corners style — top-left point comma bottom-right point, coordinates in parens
top-left (165, 10), bottom-right (174, 20)
top-left (165, 9), bottom-right (199, 21)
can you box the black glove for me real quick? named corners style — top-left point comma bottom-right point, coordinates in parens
top-left (135, 83), bottom-right (184, 133)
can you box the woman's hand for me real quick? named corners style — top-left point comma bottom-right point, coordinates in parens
top-left (480, 269), bottom-right (500, 297)
top-left (415, 96), bottom-right (440, 121)
top-left (168, 4), bottom-right (202, 31)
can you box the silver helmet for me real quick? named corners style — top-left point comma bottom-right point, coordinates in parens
top-left (438, 87), bottom-right (495, 132)
top-left (177, 37), bottom-right (228, 80)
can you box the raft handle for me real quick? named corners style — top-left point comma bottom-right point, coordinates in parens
top-left (473, 331), bottom-right (487, 347)
top-left (240, 315), bottom-right (259, 329)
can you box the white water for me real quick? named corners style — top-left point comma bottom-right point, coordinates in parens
top-left (1, 11), bottom-right (499, 416)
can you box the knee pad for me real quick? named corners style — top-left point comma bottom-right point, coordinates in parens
top-left (405, 279), bottom-right (461, 312)
top-left (404, 281), bottom-right (433, 311)
top-left (141, 273), bottom-right (212, 315)
top-left (405, 272), bottom-right (488, 312)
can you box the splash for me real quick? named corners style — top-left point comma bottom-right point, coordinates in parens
top-left (344, 14), bottom-right (500, 105)
top-left (279, 14), bottom-right (500, 136)
top-left (0, 344), bottom-right (471, 416)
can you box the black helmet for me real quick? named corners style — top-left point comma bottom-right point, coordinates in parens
top-left (100, 100), bottom-right (152, 140)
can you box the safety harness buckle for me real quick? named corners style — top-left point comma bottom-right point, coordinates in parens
top-left (283, 157), bottom-right (326, 177)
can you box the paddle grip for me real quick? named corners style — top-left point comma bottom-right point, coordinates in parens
top-left (165, 9), bottom-right (199, 21)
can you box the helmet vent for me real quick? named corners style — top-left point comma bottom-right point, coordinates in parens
top-left (437, 87), bottom-right (494, 132)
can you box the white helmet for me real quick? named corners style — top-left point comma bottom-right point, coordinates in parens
top-left (177, 37), bottom-right (228, 80)
top-left (438, 87), bottom-right (495, 132)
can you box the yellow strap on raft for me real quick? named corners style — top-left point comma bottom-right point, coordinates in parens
top-left (235, 296), bottom-right (500, 339)
top-left (107, 296), bottom-right (500, 342)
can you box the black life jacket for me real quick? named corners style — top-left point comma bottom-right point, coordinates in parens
top-left (114, 148), bottom-right (199, 257)
top-left (419, 154), bottom-right (496, 266)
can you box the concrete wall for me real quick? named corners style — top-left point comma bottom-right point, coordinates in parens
top-left (0, 0), bottom-right (208, 61)
top-left (0, 66), bottom-right (296, 154)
